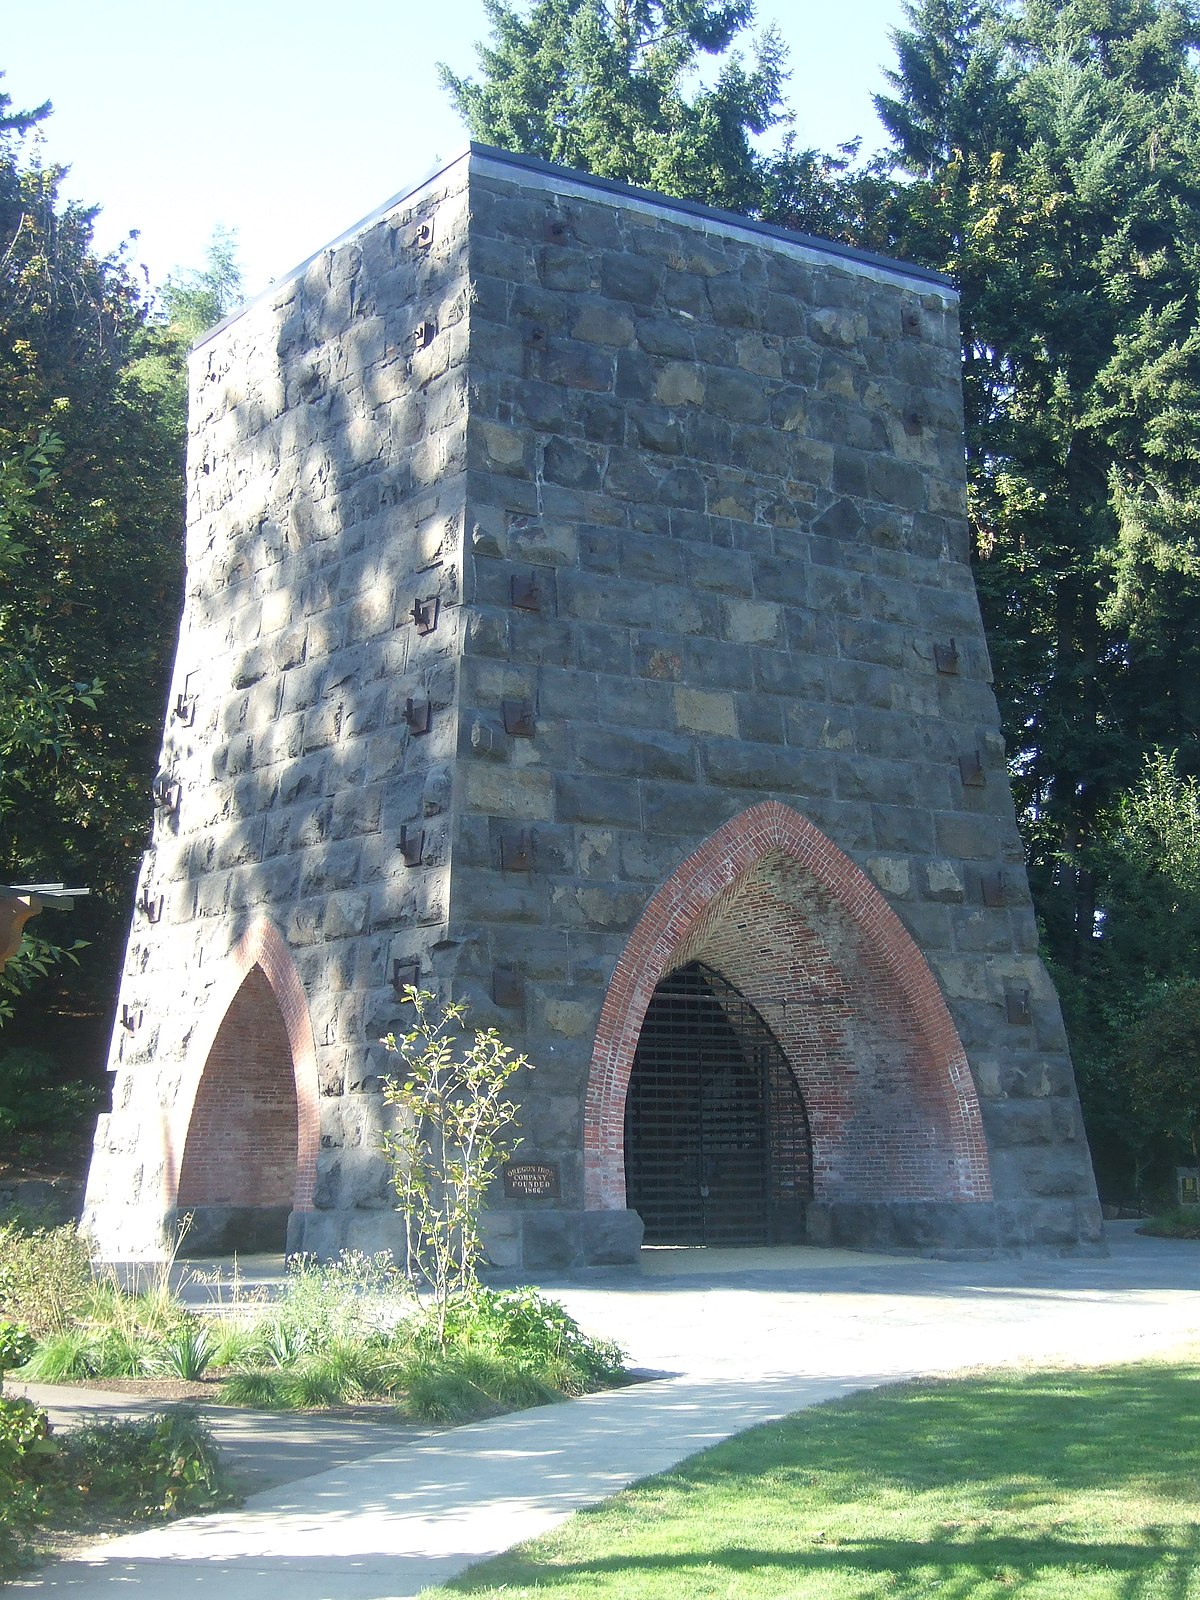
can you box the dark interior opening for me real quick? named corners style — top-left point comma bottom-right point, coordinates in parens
top-left (624, 962), bottom-right (813, 1245)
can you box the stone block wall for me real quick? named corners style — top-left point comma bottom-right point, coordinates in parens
top-left (84, 162), bottom-right (473, 1256)
top-left (83, 146), bottom-right (1103, 1266)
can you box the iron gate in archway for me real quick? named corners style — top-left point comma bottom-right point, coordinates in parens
top-left (624, 963), bottom-right (814, 1245)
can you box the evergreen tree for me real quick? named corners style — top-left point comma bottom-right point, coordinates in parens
top-left (876, 0), bottom-right (1015, 177)
top-left (877, 0), bottom-right (1200, 969)
top-left (441, 0), bottom-right (790, 212)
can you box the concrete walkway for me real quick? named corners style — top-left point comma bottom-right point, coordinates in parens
top-left (16, 1223), bottom-right (1200, 1598)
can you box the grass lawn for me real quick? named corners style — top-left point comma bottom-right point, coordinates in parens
top-left (422, 1347), bottom-right (1200, 1599)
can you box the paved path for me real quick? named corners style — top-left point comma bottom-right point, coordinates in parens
top-left (16, 1224), bottom-right (1200, 1598)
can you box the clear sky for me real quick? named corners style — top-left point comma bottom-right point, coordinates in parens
top-left (2, 0), bottom-right (909, 300)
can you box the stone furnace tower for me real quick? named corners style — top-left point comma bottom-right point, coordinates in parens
top-left (84, 146), bottom-right (1103, 1268)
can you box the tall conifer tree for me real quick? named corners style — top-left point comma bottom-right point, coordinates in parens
top-left (441, 0), bottom-right (790, 212)
top-left (877, 0), bottom-right (1200, 970)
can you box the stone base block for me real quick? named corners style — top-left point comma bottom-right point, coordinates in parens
top-left (520, 1210), bottom-right (581, 1273)
top-left (805, 1197), bottom-right (1107, 1257)
top-left (581, 1208), bottom-right (644, 1265)
top-left (285, 1207), bottom-right (407, 1260)
top-left (806, 1200), bottom-right (1000, 1255)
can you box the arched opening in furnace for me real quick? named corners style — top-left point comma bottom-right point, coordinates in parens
top-left (176, 965), bottom-right (299, 1253)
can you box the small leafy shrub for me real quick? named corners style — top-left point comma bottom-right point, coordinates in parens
top-left (63, 1409), bottom-right (232, 1519)
top-left (0, 1395), bottom-right (56, 1576)
top-left (434, 1288), bottom-right (626, 1391)
top-left (1137, 1208), bottom-right (1200, 1239)
top-left (0, 1319), bottom-right (34, 1378)
top-left (0, 1222), bottom-right (93, 1337)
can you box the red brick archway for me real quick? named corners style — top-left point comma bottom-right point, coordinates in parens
top-left (584, 801), bottom-right (991, 1212)
top-left (167, 919), bottom-right (319, 1217)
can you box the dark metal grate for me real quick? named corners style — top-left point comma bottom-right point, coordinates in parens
top-left (624, 963), bottom-right (813, 1246)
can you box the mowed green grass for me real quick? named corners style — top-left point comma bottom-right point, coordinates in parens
top-left (423, 1350), bottom-right (1200, 1599)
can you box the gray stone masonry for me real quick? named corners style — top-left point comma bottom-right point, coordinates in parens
top-left (83, 146), bottom-right (1103, 1268)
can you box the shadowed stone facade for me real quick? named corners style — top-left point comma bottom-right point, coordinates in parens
top-left (83, 146), bottom-right (1103, 1267)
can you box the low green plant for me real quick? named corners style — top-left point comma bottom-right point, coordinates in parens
top-left (20, 1328), bottom-right (98, 1382)
top-left (1137, 1207), bottom-right (1200, 1239)
top-left (207, 1322), bottom-right (258, 1369)
top-left (218, 1369), bottom-right (290, 1409)
top-left (0, 1221), bottom-right (93, 1337)
top-left (61, 1408), bottom-right (233, 1519)
top-left (433, 1288), bottom-right (626, 1391)
top-left (151, 1318), bottom-right (217, 1381)
top-left (285, 1358), bottom-right (358, 1410)
top-left (0, 1318), bottom-right (34, 1380)
top-left (223, 1335), bottom-right (391, 1410)
top-left (255, 1316), bottom-right (310, 1369)
top-left (0, 1394), bottom-right (55, 1575)
top-left (19, 1282), bottom-right (211, 1383)
top-left (398, 1355), bottom-right (500, 1424)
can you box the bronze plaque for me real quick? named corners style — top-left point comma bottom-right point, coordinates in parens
top-left (504, 1161), bottom-right (561, 1200)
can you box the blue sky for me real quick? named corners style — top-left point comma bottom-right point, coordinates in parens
top-left (4, 0), bottom-right (909, 299)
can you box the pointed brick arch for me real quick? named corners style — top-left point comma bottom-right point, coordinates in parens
top-left (166, 919), bottom-right (319, 1218)
top-left (584, 801), bottom-right (992, 1211)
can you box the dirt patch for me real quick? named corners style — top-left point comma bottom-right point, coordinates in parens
top-left (50, 1375), bottom-right (224, 1403)
top-left (19, 1511), bottom-right (154, 1575)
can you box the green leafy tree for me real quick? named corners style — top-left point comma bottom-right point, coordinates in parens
top-left (1123, 980), bottom-right (1200, 1172)
top-left (869, 1), bottom-right (1200, 1201)
top-left (0, 431), bottom-right (96, 1025)
top-left (0, 77), bottom-right (186, 1039)
top-left (876, 0), bottom-right (1015, 177)
top-left (125, 227), bottom-right (243, 440)
top-left (1055, 752), bottom-right (1200, 1199)
top-left (0, 430), bottom-right (100, 797)
top-left (380, 990), bottom-right (530, 1343)
top-left (442, 0), bottom-right (790, 212)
